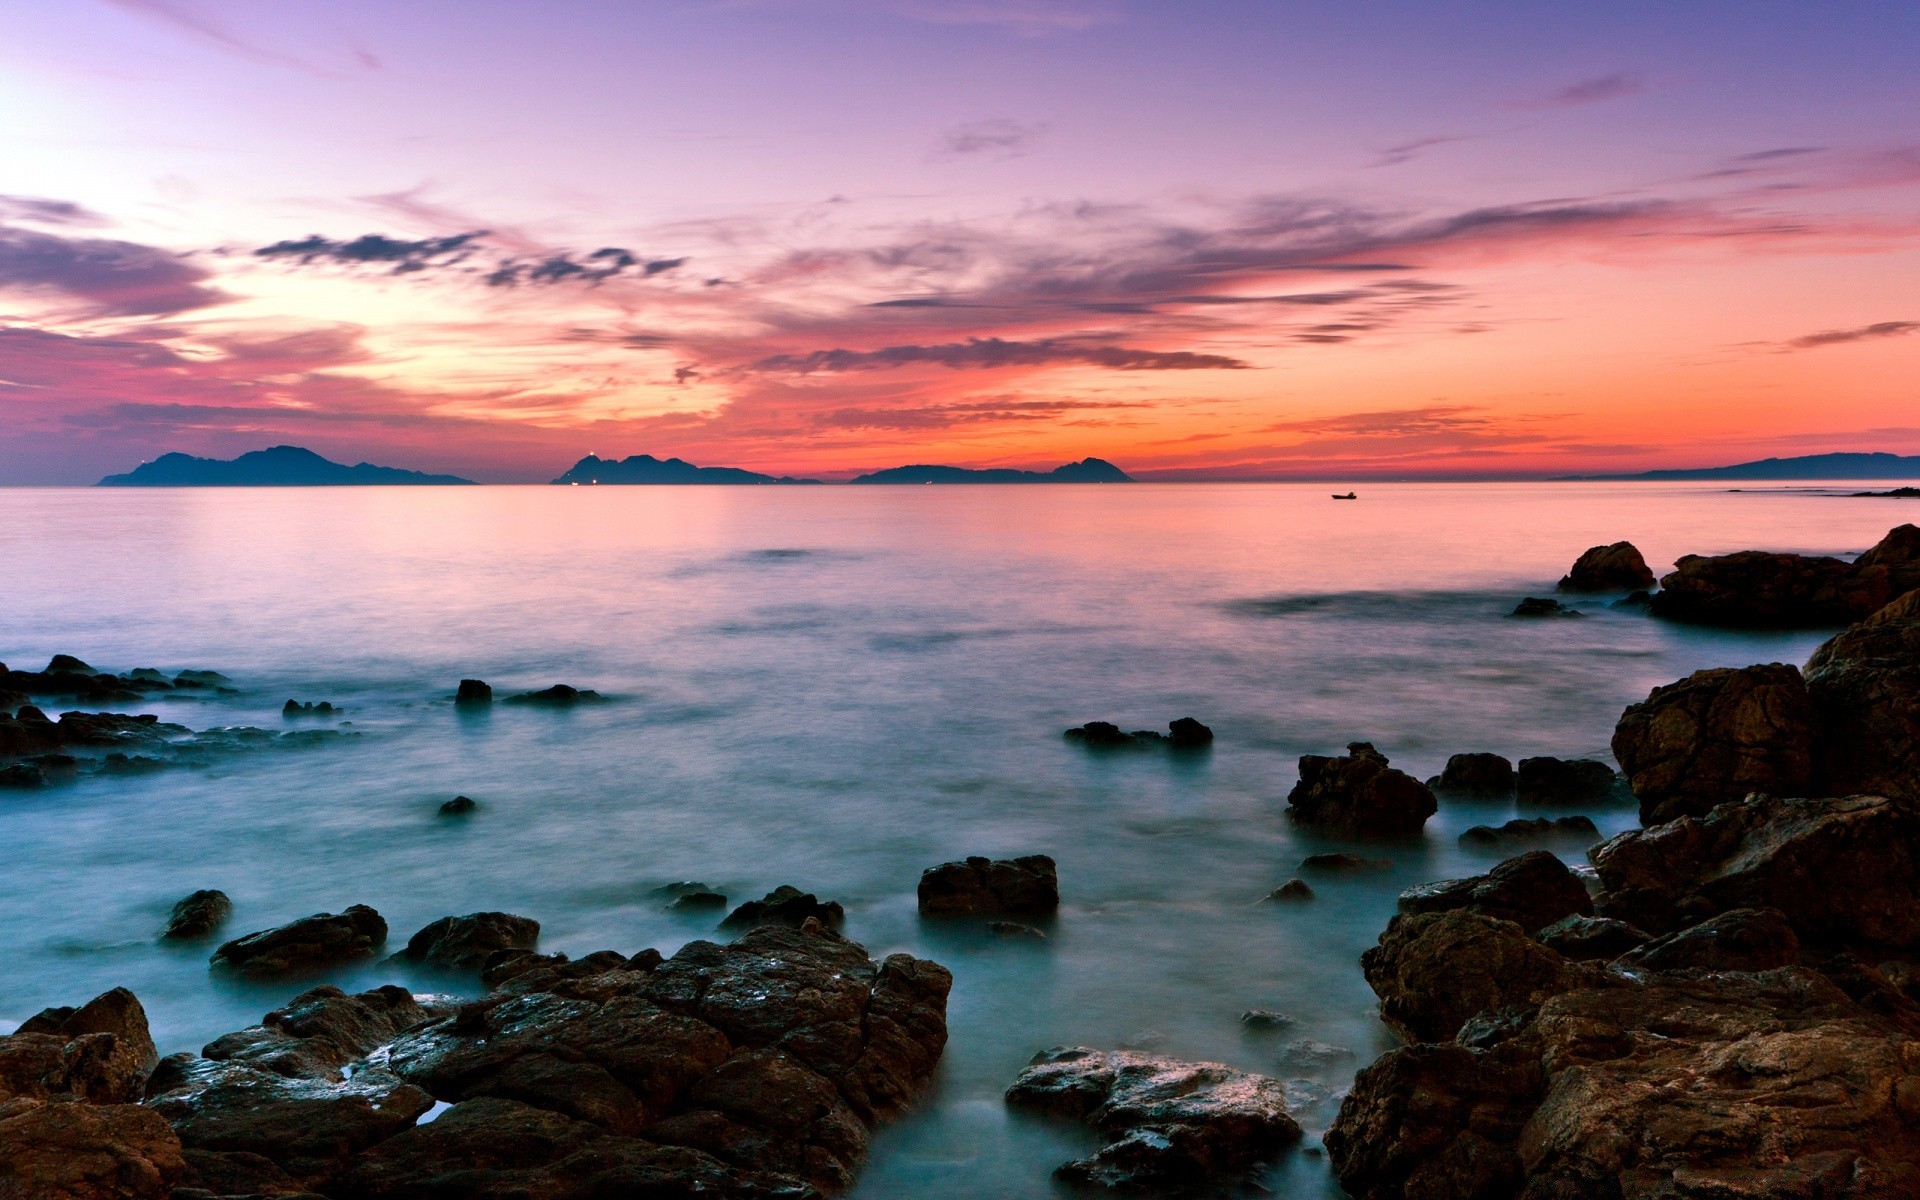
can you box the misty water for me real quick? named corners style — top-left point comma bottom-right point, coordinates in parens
top-left (0, 481), bottom-right (1899, 1196)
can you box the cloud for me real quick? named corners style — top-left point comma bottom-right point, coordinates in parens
top-left (0, 196), bottom-right (107, 226)
top-left (1733, 147), bottom-right (1826, 163)
top-left (877, 0), bottom-right (1119, 33)
top-left (935, 118), bottom-right (1046, 159)
top-left (1782, 320), bottom-right (1918, 350)
top-left (1512, 71), bottom-right (1648, 110)
top-left (1371, 135), bottom-right (1469, 168)
top-left (0, 223), bottom-right (228, 317)
top-left (253, 231), bottom-right (686, 287)
top-left (100, 0), bottom-right (353, 75)
top-left (753, 337), bottom-right (1250, 373)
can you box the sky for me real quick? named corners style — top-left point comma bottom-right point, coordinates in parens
top-left (1, 0), bottom-right (1917, 483)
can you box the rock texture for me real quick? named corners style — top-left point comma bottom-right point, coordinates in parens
top-left (161, 890), bottom-right (232, 942)
top-left (1612, 662), bottom-right (1817, 824)
top-left (719, 887), bottom-right (845, 931)
top-left (1805, 587), bottom-right (1920, 802)
top-left (1557, 541), bottom-right (1656, 592)
top-left (1458, 816), bottom-right (1599, 849)
top-left (1360, 911), bottom-right (1580, 1043)
top-left (0, 988), bottom-right (159, 1106)
top-left (916, 855), bottom-right (1058, 918)
top-left (396, 912), bottom-right (541, 971)
top-left (1396, 851), bottom-right (1594, 935)
top-left (211, 905), bottom-right (388, 977)
top-left (1648, 548), bottom-right (1888, 628)
top-left (1286, 743), bottom-right (1436, 838)
top-left (1005, 1047), bottom-right (1301, 1189)
top-left (1429, 752), bottom-right (1514, 796)
top-left (200, 985), bottom-right (446, 1080)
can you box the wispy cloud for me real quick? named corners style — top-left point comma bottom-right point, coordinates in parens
top-left (754, 337), bottom-right (1249, 373)
top-left (0, 222), bottom-right (228, 317)
top-left (0, 196), bottom-right (107, 226)
top-left (99, 0), bottom-right (361, 76)
top-left (1510, 71), bottom-right (1648, 110)
top-left (253, 231), bottom-right (687, 287)
top-left (1370, 135), bottom-right (1469, 168)
top-left (1781, 320), bottom-right (1918, 350)
top-left (935, 118), bottom-right (1047, 160)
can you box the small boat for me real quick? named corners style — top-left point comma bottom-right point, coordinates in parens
top-left (1332, 492), bottom-right (1357, 500)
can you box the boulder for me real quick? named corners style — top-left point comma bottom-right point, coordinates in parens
top-left (1260, 879), bottom-right (1314, 903)
top-left (454, 679), bottom-right (491, 705)
top-left (1429, 752), bottom-right (1514, 796)
top-left (1649, 549), bottom-right (1887, 627)
top-left (201, 985), bottom-right (446, 1081)
top-left (1537, 915), bottom-right (1650, 961)
top-left (1515, 756), bottom-right (1617, 806)
top-left (0, 988), bottom-right (159, 1105)
top-left (1805, 587), bottom-right (1920, 802)
top-left (1286, 743), bottom-right (1435, 838)
top-left (397, 913), bottom-right (541, 971)
top-left (719, 887), bottom-right (844, 931)
top-left (1063, 720), bottom-right (1138, 747)
top-left (1458, 815), bottom-right (1599, 849)
top-left (162, 890), bottom-right (232, 941)
top-left (0, 1097), bottom-right (186, 1200)
top-left (211, 906), bottom-right (387, 977)
top-left (503, 684), bottom-right (602, 705)
top-left (1557, 541), bottom-right (1656, 592)
top-left (1614, 906), bottom-right (1800, 973)
top-left (1168, 717), bottom-right (1214, 747)
top-left (1511, 597), bottom-right (1582, 618)
top-left (1004, 1047), bottom-right (1301, 1189)
top-left (916, 855), bottom-right (1058, 918)
top-left (1612, 662), bottom-right (1817, 824)
top-left (1239, 1010), bottom-right (1294, 1031)
top-left (669, 891), bottom-right (728, 912)
top-left (1396, 851), bottom-right (1594, 934)
top-left (1360, 911), bottom-right (1579, 1043)
top-left (437, 795), bottom-right (476, 815)
top-left (1855, 523), bottom-right (1920, 596)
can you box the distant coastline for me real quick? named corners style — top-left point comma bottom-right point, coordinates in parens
top-left (97, 446), bottom-right (474, 487)
top-left (550, 454), bottom-right (819, 485)
top-left (1565, 452), bottom-right (1920, 481)
top-left (849, 458), bottom-right (1131, 484)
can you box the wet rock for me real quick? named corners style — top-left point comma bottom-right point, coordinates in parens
top-left (1855, 522), bottom-right (1920, 596)
top-left (917, 855), bottom-right (1058, 918)
top-left (1168, 716), bottom-right (1214, 747)
top-left (1610, 588), bottom-right (1653, 611)
top-left (1298, 852), bottom-right (1392, 873)
top-left (503, 684), bottom-right (602, 705)
top-left (1557, 541), bottom-right (1656, 592)
top-left (0, 1096), bottom-right (186, 1199)
top-left (211, 906), bottom-right (388, 977)
top-left (397, 913), bottom-right (540, 971)
top-left (1005, 1047), bottom-right (1302, 1190)
top-left (162, 890), bottom-right (233, 941)
top-left (282, 700), bottom-right (338, 716)
top-left (986, 921), bottom-right (1048, 941)
top-left (1612, 661), bottom-right (1817, 824)
top-left (453, 679), bottom-right (491, 705)
top-left (1239, 1010), bottom-right (1294, 1032)
top-left (1457, 815), bottom-right (1599, 849)
top-left (1360, 910), bottom-right (1579, 1043)
top-left (1614, 906), bottom-right (1800, 973)
top-left (1804, 587), bottom-right (1920, 802)
top-left (201, 985), bottom-right (446, 1081)
top-left (1277, 1040), bottom-right (1354, 1073)
top-left (1510, 597), bottom-right (1582, 618)
top-left (1396, 850), bottom-right (1594, 934)
top-left (437, 795), bottom-right (476, 815)
top-left (0, 988), bottom-right (159, 1105)
top-left (669, 891), bottom-right (728, 912)
top-left (1537, 914), bottom-right (1650, 961)
top-left (1514, 755), bottom-right (1618, 806)
top-left (1649, 548), bottom-right (1887, 627)
top-left (1286, 743), bottom-right (1436, 838)
top-left (1063, 720), bottom-right (1139, 747)
top-left (1260, 879), bottom-right (1314, 903)
top-left (171, 670), bottom-right (231, 688)
top-left (47, 654), bottom-right (91, 673)
top-left (1428, 751), bottom-right (1514, 796)
top-left (1592, 792), bottom-right (1920, 947)
top-left (719, 886), bottom-right (845, 931)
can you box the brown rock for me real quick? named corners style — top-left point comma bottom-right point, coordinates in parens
top-left (1286, 743), bottom-right (1436, 838)
top-left (718, 887), bottom-right (844, 932)
top-left (1557, 541), bottom-right (1657, 592)
top-left (1855, 523), bottom-right (1920, 597)
top-left (917, 855), bottom-right (1058, 918)
top-left (0, 1097), bottom-right (186, 1200)
top-left (1360, 910), bottom-right (1579, 1043)
top-left (1649, 548), bottom-right (1889, 627)
top-left (1612, 662), bottom-right (1817, 824)
top-left (1805, 587), bottom-right (1920, 802)
top-left (1429, 752), bottom-right (1514, 796)
top-left (210, 905), bottom-right (387, 977)
top-left (0, 988), bottom-right (159, 1105)
top-left (161, 890), bottom-right (232, 942)
top-left (1614, 906), bottom-right (1800, 973)
top-left (1396, 850), bottom-right (1594, 934)
top-left (396, 912), bottom-right (540, 971)
top-left (1515, 756), bottom-right (1618, 807)
top-left (201, 985), bottom-right (446, 1081)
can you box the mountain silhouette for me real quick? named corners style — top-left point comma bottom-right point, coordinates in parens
top-left (849, 457), bottom-right (1132, 484)
top-left (550, 454), bottom-right (820, 484)
top-left (98, 446), bottom-right (474, 486)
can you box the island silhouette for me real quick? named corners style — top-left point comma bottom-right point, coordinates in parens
top-left (97, 446), bottom-right (474, 486)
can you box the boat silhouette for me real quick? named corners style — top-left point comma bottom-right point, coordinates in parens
top-left (1332, 492), bottom-right (1357, 500)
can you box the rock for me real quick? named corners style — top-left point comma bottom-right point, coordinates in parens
top-left (1286, 743), bottom-right (1436, 838)
top-left (1360, 910), bottom-right (1579, 1043)
top-left (47, 654), bottom-right (92, 673)
top-left (1537, 914), bottom-right (1650, 960)
top-left (1277, 1040), bottom-right (1354, 1072)
top-left (1260, 879), bottom-right (1314, 903)
top-left (437, 795), bottom-right (476, 815)
top-left (1592, 792), bottom-right (1920, 947)
top-left (162, 890), bottom-right (232, 941)
top-left (1612, 662), bottom-right (1817, 824)
top-left (719, 886), bottom-right (845, 931)
top-left (917, 855), bottom-right (1058, 918)
top-left (1515, 755), bottom-right (1618, 806)
top-left (668, 891), bottom-right (728, 912)
top-left (397, 913), bottom-right (540, 971)
top-left (1649, 548), bottom-right (1887, 627)
top-left (1005, 1047), bottom-right (1302, 1189)
top-left (1804, 587), bottom-right (1920, 802)
top-left (282, 700), bottom-right (338, 716)
top-left (1396, 851), bottom-right (1594, 934)
top-left (1063, 720), bottom-right (1138, 747)
top-left (1856, 523), bottom-right (1920, 596)
top-left (1614, 906), bottom-right (1801, 973)
top-left (1511, 597), bottom-right (1583, 618)
top-left (1429, 752), bottom-right (1514, 796)
top-left (201, 985), bottom-right (446, 1081)
top-left (0, 988), bottom-right (159, 1105)
top-left (986, 921), bottom-right (1047, 941)
top-left (1239, 1010), bottom-right (1294, 1032)
top-left (1557, 541), bottom-right (1656, 592)
top-left (1610, 588), bottom-right (1653, 611)
top-left (0, 1097), bottom-right (186, 1200)
top-left (211, 906), bottom-right (388, 977)
top-left (1299, 852), bottom-right (1392, 873)
top-left (1458, 815), bottom-right (1599, 848)
top-left (503, 684), bottom-right (602, 705)
top-left (453, 679), bottom-right (491, 705)
top-left (1168, 716), bottom-right (1214, 746)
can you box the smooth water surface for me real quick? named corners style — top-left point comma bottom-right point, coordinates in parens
top-left (0, 481), bottom-right (1902, 1196)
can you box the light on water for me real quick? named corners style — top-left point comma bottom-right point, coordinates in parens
top-left (0, 481), bottom-right (1892, 1196)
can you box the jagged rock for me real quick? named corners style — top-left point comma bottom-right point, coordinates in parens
top-left (1591, 792), bottom-right (1920, 946)
top-left (201, 986), bottom-right (445, 1080)
top-left (0, 1097), bottom-right (186, 1199)
top-left (454, 679), bottom-right (491, 705)
top-left (719, 887), bottom-right (844, 931)
top-left (1005, 1047), bottom-right (1301, 1189)
top-left (1805, 587), bottom-right (1920, 802)
top-left (1286, 743), bottom-right (1435, 837)
top-left (282, 700), bottom-right (337, 716)
top-left (162, 891), bottom-right (232, 941)
top-left (1649, 548), bottom-right (1888, 627)
top-left (1557, 541), bottom-right (1656, 592)
top-left (503, 684), bottom-right (602, 705)
top-left (1299, 852), bottom-right (1392, 873)
top-left (1614, 906), bottom-right (1800, 973)
top-left (211, 906), bottom-right (387, 977)
top-left (1396, 851), bottom-right (1594, 934)
top-left (1458, 815), bottom-right (1599, 848)
top-left (1429, 752), bottom-right (1514, 796)
top-left (1612, 662), bottom-right (1817, 824)
top-left (437, 795), bottom-right (476, 815)
top-left (1515, 756), bottom-right (1618, 806)
top-left (1168, 717), bottom-right (1214, 747)
top-left (1260, 879), bottom-right (1314, 903)
top-left (1856, 523), bottom-right (1920, 596)
top-left (1537, 914), bottom-right (1650, 961)
top-left (1360, 911), bottom-right (1579, 1043)
top-left (0, 989), bottom-right (159, 1105)
top-left (916, 855), bottom-right (1058, 918)
top-left (1511, 597), bottom-right (1582, 618)
top-left (397, 913), bottom-right (540, 971)
top-left (1239, 1010), bottom-right (1294, 1032)
top-left (1063, 720), bottom-right (1137, 747)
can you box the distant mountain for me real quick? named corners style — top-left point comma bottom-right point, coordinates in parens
top-left (98, 446), bottom-right (474, 486)
top-left (1573, 452), bottom-right (1920, 481)
top-left (550, 454), bottom-right (819, 485)
top-left (849, 457), bottom-right (1133, 484)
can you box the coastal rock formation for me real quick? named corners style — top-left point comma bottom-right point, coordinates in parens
top-left (1805, 587), bottom-right (1920, 802)
top-left (1612, 662), bottom-right (1817, 824)
top-left (1557, 541), bottom-right (1656, 592)
top-left (1536, 914), bottom-right (1649, 960)
top-left (1613, 905), bottom-right (1800, 973)
top-left (1299, 853), bottom-right (1393, 873)
top-left (1514, 756), bottom-right (1618, 806)
top-left (161, 890), bottom-right (232, 941)
top-left (1458, 815), bottom-right (1599, 848)
top-left (1261, 879), bottom-right (1314, 903)
top-left (1396, 851), bottom-right (1594, 934)
top-left (1648, 548), bottom-right (1886, 627)
top-left (454, 678), bottom-right (492, 705)
top-left (1510, 597), bottom-right (1581, 618)
top-left (720, 886), bottom-right (845, 931)
top-left (1004, 1047), bottom-right (1301, 1189)
top-left (1064, 718), bottom-right (1214, 748)
top-left (1360, 911), bottom-right (1579, 1043)
top-left (504, 684), bottom-right (603, 705)
top-left (1286, 743), bottom-right (1436, 838)
top-left (0, 988), bottom-right (159, 1106)
top-left (210, 905), bottom-right (388, 977)
top-left (1428, 752), bottom-right (1514, 796)
top-left (1855, 523), bottom-right (1920, 595)
top-left (201, 985), bottom-right (446, 1080)
top-left (917, 855), bottom-right (1058, 918)
top-left (396, 912), bottom-right (541, 970)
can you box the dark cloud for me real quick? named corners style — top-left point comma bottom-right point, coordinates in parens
top-left (254, 231), bottom-right (488, 273)
top-left (1783, 320), bottom-right (1918, 350)
top-left (254, 232), bottom-right (685, 287)
top-left (1513, 71), bottom-right (1647, 109)
top-left (754, 337), bottom-right (1249, 373)
top-left (936, 118), bottom-right (1046, 159)
top-left (0, 196), bottom-right (106, 226)
top-left (0, 223), bottom-right (228, 317)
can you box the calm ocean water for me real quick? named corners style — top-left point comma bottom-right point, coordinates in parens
top-left (0, 481), bottom-right (1901, 1196)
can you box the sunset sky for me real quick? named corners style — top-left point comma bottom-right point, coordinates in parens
top-left (2, 0), bottom-right (1917, 483)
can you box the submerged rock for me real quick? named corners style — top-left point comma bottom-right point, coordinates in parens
top-left (503, 684), bottom-right (603, 705)
top-left (1457, 815), bottom-right (1599, 848)
top-left (668, 891), bottom-right (728, 912)
top-left (454, 678), bottom-right (492, 705)
top-left (1396, 851), bottom-right (1593, 934)
top-left (719, 886), bottom-right (845, 931)
top-left (1005, 1046), bottom-right (1302, 1190)
top-left (161, 890), bottom-right (233, 942)
top-left (1298, 852), bottom-right (1392, 873)
top-left (437, 795), bottom-right (476, 815)
top-left (1287, 743), bottom-right (1435, 838)
top-left (1804, 587), bottom-right (1920, 802)
top-left (1557, 541), bottom-right (1656, 592)
top-left (211, 905), bottom-right (388, 977)
top-left (1239, 1010), bottom-right (1294, 1032)
top-left (917, 855), bottom-right (1058, 918)
top-left (987, 920), bottom-right (1048, 941)
top-left (1514, 755), bottom-right (1618, 806)
top-left (1167, 716), bottom-right (1214, 747)
top-left (1260, 879), bottom-right (1314, 904)
top-left (1064, 718), bottom-right (1214, 749)
top-left (282, 699), bottom-right (338, 716)
top-left (396, 913), bottom-right (540, 971)
top-left (1510, 597), bottom-right (1582, 618)
top-left (1428, 751), bottom-right (1514, 796)
top-left (1612, 662), bottom-right (1817, 824)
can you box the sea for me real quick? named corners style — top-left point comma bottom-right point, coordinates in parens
top-left (0, 480), bottom-right (1904, 1196)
